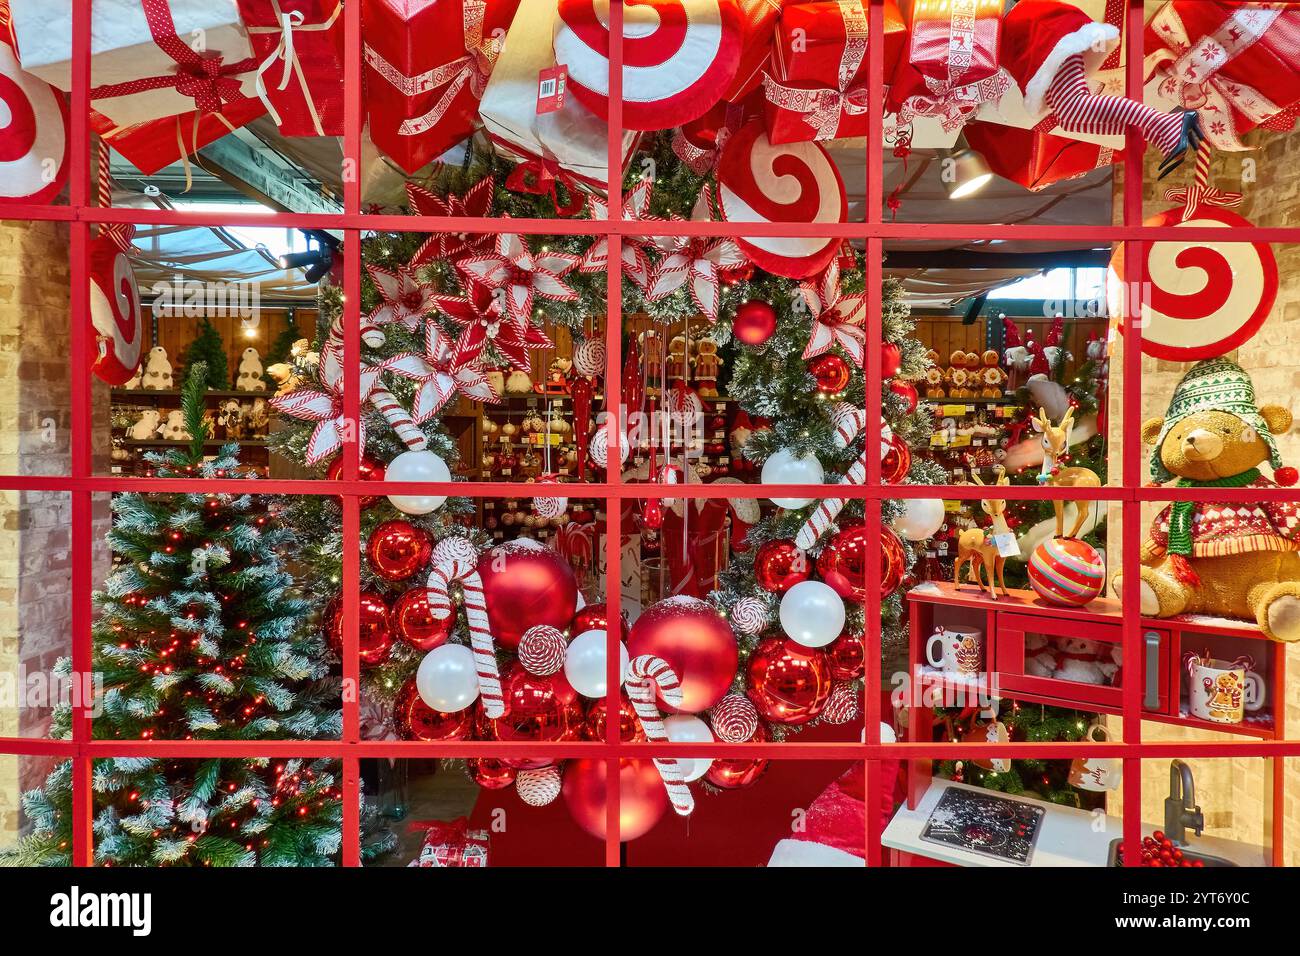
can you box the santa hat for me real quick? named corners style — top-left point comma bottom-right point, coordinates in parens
top-left (1002, 314), bottom-right (1022, 347)
top-left (1046, 314), bottom-right (1064, 348)
top-left (1027, 341), bottom-right (1052, 378)
top-left (1000, 1), bottom-right (1121, 118)
top-left (768, 764), bottom-right (867, 867)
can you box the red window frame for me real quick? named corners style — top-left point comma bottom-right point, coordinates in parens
top-left (1, 0), bottom-right (1298, 869)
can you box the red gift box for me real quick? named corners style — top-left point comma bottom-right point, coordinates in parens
top-left (238, 0), bottom-right (345, 137)
top-left (964, 120), bottom-right (1116, 193)
top-left (761, 0), bottom-right (904, 144)
top-left (362, 0), bottom-right (521, 174)
top-left (1145, 0), bottom-right (1300, 151)
top-left (93, 98), bottom-right (269, 177)
top-left (407, 818), bottom-right (489, 867)
top-left (722, 0), bottom-right (788, 103)
top-left (904, 0), bottom-right (1002, 87)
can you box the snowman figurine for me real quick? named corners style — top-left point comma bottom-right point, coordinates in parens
top-left (127, 408), bottom-right (161, 440)
top-left (158, 409), bottom-right (191, 441)
top-left (142, 346), bottom-right (173, 390)
top-left (235, 347), bottom-right (265, 392)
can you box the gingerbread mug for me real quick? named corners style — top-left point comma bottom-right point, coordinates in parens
top-left (926, 626), bottom-right (984, 675)
top-left (1068, 722), bottom-right (1121, 792)
top-left (1185, 654), bottom-right (1266, 725)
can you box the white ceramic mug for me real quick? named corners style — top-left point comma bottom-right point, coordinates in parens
top-left (1185, 655), bottom-right (1266, 724)
top-left (1068, 722), bottom-right (1121, 792)
top-left (926, 626), bottom-right (984, 675)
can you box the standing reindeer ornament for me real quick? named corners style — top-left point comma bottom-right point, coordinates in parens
top-left (1032, 406), bottom-right (1100, 539)
top-left (954, 465), bottom-right (1014, 600)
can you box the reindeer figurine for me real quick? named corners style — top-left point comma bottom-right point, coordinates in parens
top-left (1031, 406), bottom-right (1100, 539)
top-left (954, 465), bottom-right (1013, 600)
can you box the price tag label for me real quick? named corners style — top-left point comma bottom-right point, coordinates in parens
top-left (943, 500), bottom-right (961, 513)
top-left (930, 433), bottom-right (948, 447)
top-left (942, 404), bottom-right (966, 416)
top-left (537, 66), bottom-right (568, 113)
top-left (991, 532), bottom-right (1020, 558)
top-left (950, 434), bottom-right (971, 447)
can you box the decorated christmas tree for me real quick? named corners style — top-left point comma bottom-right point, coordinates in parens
top-left (180, 317), bottom-right (231, 392)
top-left (3, 365), bottom-right (342, 867)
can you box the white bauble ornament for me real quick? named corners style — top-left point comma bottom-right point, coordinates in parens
top-left (779, 580), bottom-right (845, 648)
top-left (892, 497), bottom-right (946, 541)
top-left (563, 628), bottom-right (629, 699)
top-left (386, 449), bottom-right (451, 515)
top-left (415, 644), bottom-right (480, 713)
top-left (760, 448), bottom-right (824, 509)
top-left (663, 714), bottom-right (714, 782)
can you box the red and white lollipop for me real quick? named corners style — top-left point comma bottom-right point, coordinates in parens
top-left (554, 0), bottom-right (742, 131)
top-left (88, 234), bottom-right (144, 385)
top-left (0, 40), bottom-right (68, 205)
top-left (715, 120), bottom-right (845, 279)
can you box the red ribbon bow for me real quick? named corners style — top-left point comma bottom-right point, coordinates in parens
top-left (505, 158), bottom-right (585, 217)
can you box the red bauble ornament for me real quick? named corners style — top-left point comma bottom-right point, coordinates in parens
top-left (703, 725), bottom-right (770, 789)
top-left (807, 353), bottom-right (851, 393)
top-left (572, 602), bottom-right (630, 641)
top-left (888, 378), bottom-right (919, 413)
top-left (1275, 466), bottom-right (1298, 487)
top-left (881, 342), bottom-right (903, 379)
top-left (881, 434), bottom-right (912, 484)
top-left (753, 539), bottom-right (811, 594)
top-left (475, 664), bottom-right (584, 768)
top-left (562, 758), bottom-right (669, 842)
top-left (327, 454), bottom-right (386, 507)
top-left (393, 676), bottom-right (474, 740)
top-left (477, 539), bottom-right (579, 650)
top-left (732, 299), bottom-right (778, 346)
top-left (627, 596), bottom-right (738, 714)
top-left (583, 693), bottom-right (646, 743)
top-left (366, 520), bottom-right (433, 581)
top-left (817, 523), bottom-right (870, 601)
top-left (391, 587), bottom-right (453, 651)
top-left (325, 592), bottom-right (394, 666)
top-left (881, 527), bottom-right (905, 599)
top-left (827, 632), bottom-right (866, 680)
top-left (467, 758), bottom-right (516, 790)
top-left (746, 637), bottom-right (832, 725)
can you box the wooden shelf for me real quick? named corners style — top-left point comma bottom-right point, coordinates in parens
top-left (121, 438), bottom-right (269, 447)
top-left (112, 388), bottom-right (271, 400)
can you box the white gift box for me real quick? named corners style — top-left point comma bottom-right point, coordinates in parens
top-left (478, 0), bottom-right (636, 189)
top-left (9, 0), bottom-right (258, 129)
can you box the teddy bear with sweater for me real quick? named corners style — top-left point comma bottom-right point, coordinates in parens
top-left (1052, 636), bottom-right (1108, 685)
top-left (1112, 358), bottom-right (1300, 643)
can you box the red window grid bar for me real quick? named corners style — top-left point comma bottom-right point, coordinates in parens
top-left (0, 0), bottom-right (1290, 869)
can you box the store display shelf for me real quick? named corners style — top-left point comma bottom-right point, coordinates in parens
top-left (112, 388), bottom-right (272, 400)
top-left (121, 438), bottom-right (270, 447)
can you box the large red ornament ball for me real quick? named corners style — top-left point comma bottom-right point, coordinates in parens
top-left (1027, 537), bottom-right (1105, 607)
top-left (753, 539), bottom-right (811, 594)
top-left (393, 676), bottom-right (474, 741)
top-left (881, 434), bottom-right (912, 484)
top-left (817, 524), bottom-right (869, 601)
top-left (477, 539), bottom-right (578, 650)
top-left (880, 527), bottom-right (906, 599)
top-left (807, 353), bottom-right (851, 394)
top-left (391, 587), bottom-right (453, 652)
top-left (562, 759), bottom-right (669, 842)
top-left (467, 758), bottom-right (517, 790)
top-left (888, 379), bottom-right (919, 413)
top-left (583, 693), bottom-right (646, 743)
top-left (325, 592), bottom-right (394, 666)
top-left (881, 342), bottom-right (903, 379)
top-left (733, 299), bottom-right (778, 346)
top-left (627, 596), bottom-right (739, 713)
top-left (746, 637), bottom-right (833, 725)
top-left (703, 725), bottom-right (770, 789)
top-left (327, 454), bottom-right (386, 507)
top-left (572, 602), bottom-right (630, 641)
top-left (475, 664), bottom-right (584, 768)
top-left (366, 520), bottom-right (433, 581)
top-left (827, 632), bottom-right (866, 680)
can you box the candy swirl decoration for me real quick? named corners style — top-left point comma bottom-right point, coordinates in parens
top-left (88, 234), bottom-right (144, 385)
top-left (554, 0), bottom-right (742, 131)
top-left (715, 120), bottom-right (846, 279)
top-left (0, 40), bottom-right (69, 206)
top-left (1107, 206), bottom-right (1277, 361)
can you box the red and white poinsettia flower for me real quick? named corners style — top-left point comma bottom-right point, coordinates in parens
top-left (456, 232), bottom-right (581, 328)
top-left (582, 179), bottom-right (657, 291)
top-left (799, 260), bottom-right (866, 366)
top-left (645, 234), bottom-right (747, 323)
top-left (365, 263), bottom-right (438, 331)
top-left (382, 324), bottom-right (500, 422)
top-left (431, 283), bottom-right (553, 372)
top-left (406, 178), bottom-right (496, 267)
top-left (271, 360), bottom-right (383, 466)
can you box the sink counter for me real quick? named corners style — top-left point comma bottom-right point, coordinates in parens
top-left (881, 780), bottom-right (1270, 867)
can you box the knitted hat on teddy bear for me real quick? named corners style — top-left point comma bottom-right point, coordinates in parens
top-left (1150, 358), bottom-right (1282, 484)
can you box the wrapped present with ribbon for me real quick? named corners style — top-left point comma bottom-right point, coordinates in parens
top-left (92, 98), bottom-right (268, 178)
top-left (9, 0), bottom-right (261, 129)
top-left (761, 0), bottom-right (905, 144)
top-left (479, 0), bottom-right (639, 193)
top-left (407, 818), bottom-right (490, 867)
top-left (723, 0), bottom-right (789, 103)
top-left (1144, 0), bottom-right (1300, 152)
top-left (239, 0), bottom-right (345, 137)
top-left (963, 119), bottom-right (1114, 193)
top-left (362, 0), bottom-right (520, 174)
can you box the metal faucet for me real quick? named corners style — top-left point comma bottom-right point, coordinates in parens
top-left (1164, 759), bottom-right (1205, 846)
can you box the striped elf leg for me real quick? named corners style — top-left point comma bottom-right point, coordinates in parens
top-left (1045, 54), bottom-right (1184, 156)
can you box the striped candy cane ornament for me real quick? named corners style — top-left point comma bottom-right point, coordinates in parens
top-left (426, 537), bottom-right (504, 718)
top-left (625, 655), bottom-right (695, 816)
top-left (795, 404), bottom-right (892, 550)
